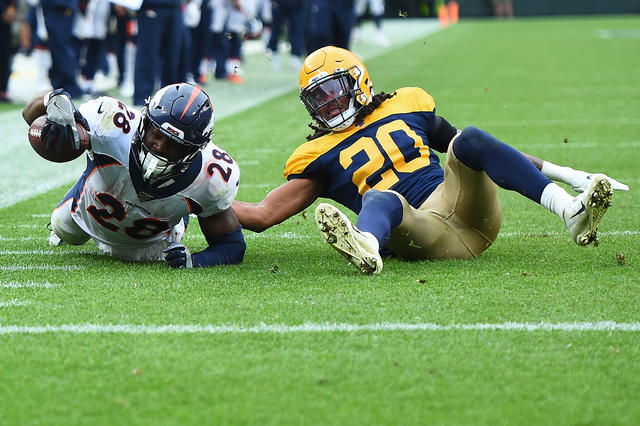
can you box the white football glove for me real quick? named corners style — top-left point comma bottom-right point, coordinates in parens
top-left (163, 242), bottom-right (193, 269)
top-left (43, 89), bottom-right (89, 150)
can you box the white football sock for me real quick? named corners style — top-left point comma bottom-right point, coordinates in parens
top-left (541, 161), bottom-right (580, 188)
top-left (122, 41), bottom-right (136, 88)
top-left (540, 182), bottom-right (574, 217)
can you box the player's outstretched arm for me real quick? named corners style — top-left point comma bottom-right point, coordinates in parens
top-left (232, 178), bottom-right (323, 233)
top-left (163, 208), bottom-right (246, 269)
top-left (522, 153), bottom-right (629, 193)
top-left (23, 89), bottom-right (91, 152)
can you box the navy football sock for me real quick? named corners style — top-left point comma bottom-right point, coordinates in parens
top-left (356, 190), bottom-right (403, 248)
top-left (453, 127), bottom-right (551, 202)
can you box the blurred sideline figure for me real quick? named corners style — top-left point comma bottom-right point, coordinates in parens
top-left (41, 0), bottom-right (83, 98)
top-left (352, 0), bottom-right (389, 47)
top-left (209, 0), bottom-right (244, 84)
top-left (0, 0), bottom-right (16, 102)
top-left (232, 46), bottom-right (628, 274)
top-left (73, 0), bottom-right (111, 95)
top-left (306, 0), bottom-right (354, 53)
top-left (133, 0), bottom-right (185, 105)
top-left (22, 83), bottom-right (245, 268)
top-left (19, 1), bottom-right (52, 93)
top-left (493, 0), bottom-right (513, 18)
top-left (108, 3), bottom-right (137, 98)
top-left (266, 0), bottom-right (305, 71)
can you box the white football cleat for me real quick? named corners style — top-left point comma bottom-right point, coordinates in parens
top-left (315, 203), bottom-right (383, 274)
top-left (563, 174), bottom-right (613, 246)
top-left (48, 230), bottom-right (65, 246)
top-left (571, 172), bottom-right (629, 193)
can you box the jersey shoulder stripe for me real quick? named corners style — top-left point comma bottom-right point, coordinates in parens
top-left (371, 87), bottom-right (436, 119)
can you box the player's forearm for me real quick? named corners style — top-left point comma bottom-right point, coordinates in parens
top-left (232, 201), bottom-right (278, 233)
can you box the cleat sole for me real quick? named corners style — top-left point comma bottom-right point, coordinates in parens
top-left (315, 203), bottom-right (382, 274)
top-left (583, 175), bottom-right (613, 246)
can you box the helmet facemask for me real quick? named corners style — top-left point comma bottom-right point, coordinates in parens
top-left (133, 110), bottom-right (202, 185)
top-left (301, 66), bottom-right (365, 132)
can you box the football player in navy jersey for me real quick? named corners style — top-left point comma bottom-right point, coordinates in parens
top-left (22, 83), bottom-right (245, 269)
top-left (232, 46), bottom-right (628, 274)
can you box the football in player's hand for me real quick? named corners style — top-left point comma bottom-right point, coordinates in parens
top-left (28, 114), bottom-right (90, 163)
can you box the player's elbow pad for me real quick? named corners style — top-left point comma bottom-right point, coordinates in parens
top-left (191, 226), bottom-right (246, 267)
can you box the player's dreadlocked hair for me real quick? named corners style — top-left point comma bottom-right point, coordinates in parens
top-left (305, 91), bottom-right (397, 141)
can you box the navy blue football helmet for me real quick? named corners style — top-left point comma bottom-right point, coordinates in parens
top-left (132, 83), bottom-right (215, 184)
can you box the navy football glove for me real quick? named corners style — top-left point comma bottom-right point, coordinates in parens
top-left (163, 242), bottom-right (193, 269)
top-left (41, 88), bottom-right (91, 150)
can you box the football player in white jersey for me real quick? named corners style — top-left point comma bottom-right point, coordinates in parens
top-left (22, 83), bottom-right (245, 269)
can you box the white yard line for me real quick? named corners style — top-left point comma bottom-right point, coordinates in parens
top-left (499, 230), bottom-right (640, 238)
top-left (0, 299), bottom-right (30, 307)
top-left (0, 236), bottom-right (39, 241)
top-left (0, 281), bottom-right (57, 288)
top-left (523, 141), bottom-right (640, 149)
top-left (479, 118), bottom-right (640, 128)
top-left (0, 250), bottom-right (98, 255)
top-left (0, 250), bottom-right (58, 255)
top-left (0, 321), bottom-right (639, 335)
top-left (0, 265), bottom-right (84, 271)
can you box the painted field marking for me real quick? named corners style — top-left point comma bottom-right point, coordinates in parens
top-left (0, 236), bottom-right (39, 241)
top-left (0, 299), bottom-right (30, 307)
top-left (0, 265), bottom-right (84, 271)
top-left (0, 321), bottom-right (639, 335)
top-left (479, 117), bottom-right (640, 128)
top-left (521, 141), bottom-right (640, 150)
top-left (0, 250), bottom-right (99, 255)
top-left (0, 281), bottom-right (58, 288)
top-left (238, 182), bottom-right (281, 188)
top-left (500, 230), bottom-right (640, 238)
top-left (0, 250), bottom-right (57, 255)
top-left (597, 29), bottom-right (640, 39)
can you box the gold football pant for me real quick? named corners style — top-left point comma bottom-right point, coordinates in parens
top-left (385, 137), bottom-right (502, 259)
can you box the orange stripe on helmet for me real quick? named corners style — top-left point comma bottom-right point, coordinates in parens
top-left (179, 86), bottom-right (201, 120)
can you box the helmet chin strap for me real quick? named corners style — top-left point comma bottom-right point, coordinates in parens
top-left (332, 115), bottom-right (356, 131)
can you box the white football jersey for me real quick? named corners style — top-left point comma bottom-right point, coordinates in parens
top-left (68, 97), bottom-right (240, 250)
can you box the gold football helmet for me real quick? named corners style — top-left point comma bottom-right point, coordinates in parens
top-left (299, 46), bottom-right (373, 131)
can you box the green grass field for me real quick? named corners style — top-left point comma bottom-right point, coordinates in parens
top-left (1, 16), bottom-right (640, 425)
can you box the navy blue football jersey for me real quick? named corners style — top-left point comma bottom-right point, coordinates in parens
top-left (284, 87), bottom-right (445, 213)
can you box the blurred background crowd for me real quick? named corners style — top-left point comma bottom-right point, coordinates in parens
top-left (0, 0), bottom-right (636, 106)
top-left (0, 0), bottom-right (442, 106)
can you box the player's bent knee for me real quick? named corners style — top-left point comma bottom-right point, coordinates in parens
top-left (453, 126), bottom-right (498, 171)
top-left (362, 189), bottom-right (394, 204)
top-left (362, 190), bottom-right (403, 217)
top-left (50, 206), bottom-right (90, 245)
top-left (455, 126), bottom-right (484, 154)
